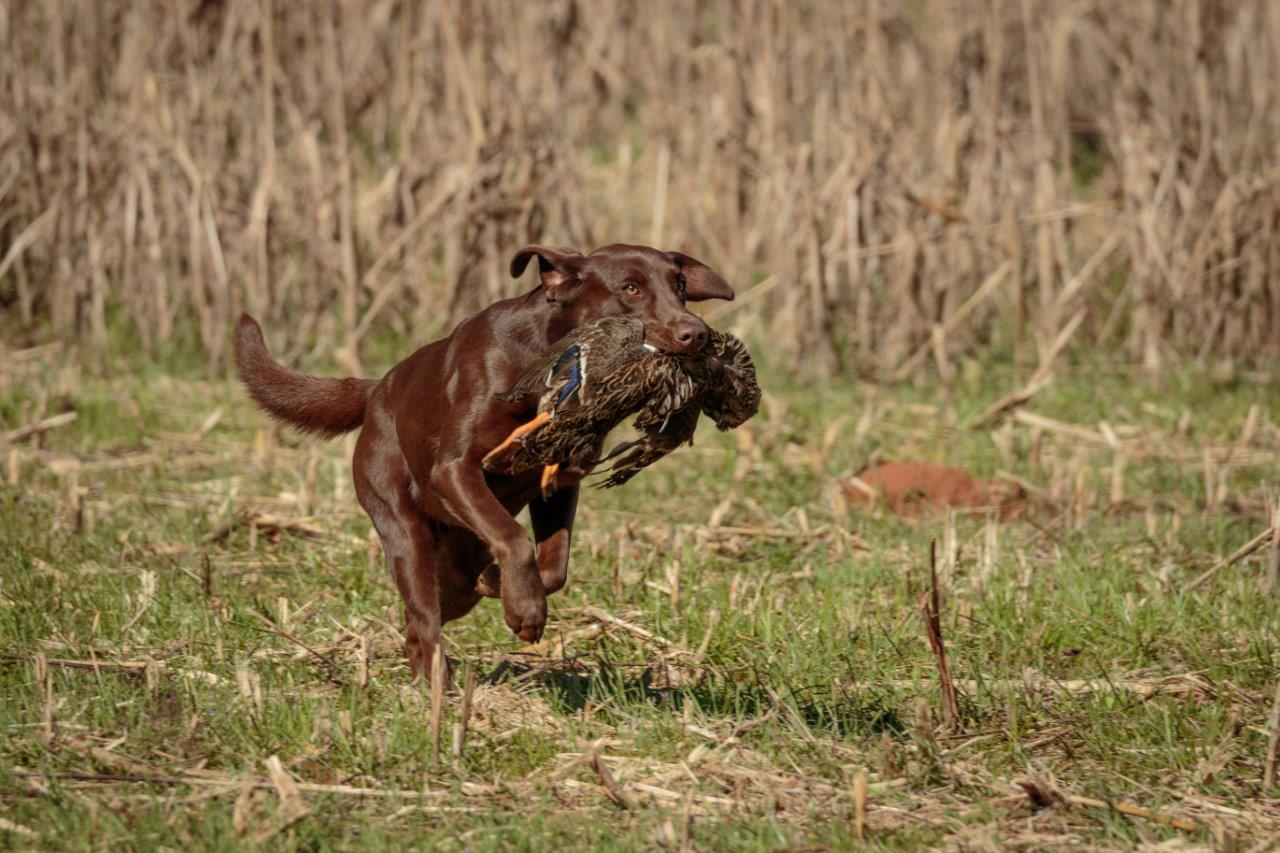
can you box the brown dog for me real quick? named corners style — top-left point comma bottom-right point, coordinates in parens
top-left (235, 244), bottom-right (734, 680)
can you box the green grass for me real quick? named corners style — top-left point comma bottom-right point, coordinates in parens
top-left (2, 346), bottom-right (1278, 849)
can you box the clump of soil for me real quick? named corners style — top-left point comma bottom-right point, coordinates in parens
top-left (840, 460), bottom-right (1027, 519)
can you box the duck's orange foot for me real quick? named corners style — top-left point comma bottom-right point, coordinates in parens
top-left (540, 463), bottom-right (560, 499)
top-left (482, 411), bottom-right (552, 466)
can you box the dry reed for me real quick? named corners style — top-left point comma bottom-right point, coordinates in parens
top-left (2, 1), bottom-right (1278, 376)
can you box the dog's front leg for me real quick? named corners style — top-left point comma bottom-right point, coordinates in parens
top-left (430, 462), bottom-right (546, 642)
top-left (530, 485), bottom-right (579, 595)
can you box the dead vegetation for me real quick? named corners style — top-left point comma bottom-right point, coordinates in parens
top-left (3, 1), bottom-right (1280, 377)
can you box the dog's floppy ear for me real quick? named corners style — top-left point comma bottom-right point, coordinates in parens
top-left (668, 252), bottom-right (735, 302)
top-left (510, 245), bottom-right (584, 301)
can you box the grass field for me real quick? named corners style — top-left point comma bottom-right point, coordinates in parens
top-left (2, 344), bottom-right (1279, 849)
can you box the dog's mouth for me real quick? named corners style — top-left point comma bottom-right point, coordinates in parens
top-left (640, 330), bottom-right (686, 355)
top-left (644, 339), bottom-right (692, 357)
top-left (640, 323), bottom-right (705, 356)
top-left (644, 337), bottom-right (708, 359)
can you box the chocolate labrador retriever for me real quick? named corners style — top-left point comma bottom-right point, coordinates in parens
top-left (235, 244), bottom-right (734, 680)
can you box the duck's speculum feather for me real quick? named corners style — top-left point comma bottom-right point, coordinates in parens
top-left (551, 344), bottom-right (583, 406)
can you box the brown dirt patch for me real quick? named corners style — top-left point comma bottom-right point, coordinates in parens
top-left (840, 460), bottom-right (1027, 519)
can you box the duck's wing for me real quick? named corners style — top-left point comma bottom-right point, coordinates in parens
top-left (545, 344), bottom-right (585, 405)
top-left (596, 333), bottom-right (753, 488)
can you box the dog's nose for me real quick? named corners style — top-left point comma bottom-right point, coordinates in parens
top-left (673, 320), bottom-right (708, 351)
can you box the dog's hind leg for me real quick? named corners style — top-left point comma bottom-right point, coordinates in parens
top-left (474, 563), bottom-right (501, 598)
top-left (364, 496), bottom-right (445, 682)
top-left (435, 529), bottom-right (486, 619)
top-left (354, 400), bottom-right (449, 684)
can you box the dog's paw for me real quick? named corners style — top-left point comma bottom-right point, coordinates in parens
top-left (502, 587), bottom-right (547, 643)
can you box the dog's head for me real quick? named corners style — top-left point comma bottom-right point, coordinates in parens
top-left (510, 243), bottom-right (735, 354)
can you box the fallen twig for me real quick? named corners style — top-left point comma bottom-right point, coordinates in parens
top-left (245, 613), bottom-right (345, 683)
top-left (1065, 792), bottom-right (1198, 832)
top-left (1185, 526), bottom-right (1276, 592)
top-left (4, 411), bottom-right (77, 444)
top-left (207, 510), bottom-right (330, 544)
top-left (12, 767), bottom-right (490, 800)
top-left (1, 653), bottom-right (220, 685)
top-left (591, 751), bottom-right (633, 810)
top-left (1014, 775), bottom-right (1198, 832)
top-left (584, 607), bottom-right (693, 658)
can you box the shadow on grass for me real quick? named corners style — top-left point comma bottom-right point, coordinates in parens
top-left (485, 656), bottom-right (903, 737)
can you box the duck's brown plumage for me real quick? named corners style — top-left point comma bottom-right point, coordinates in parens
top-left (598, 330), bottom-right (759, 486)
top-left (482, 319), bottom-right (759, 488)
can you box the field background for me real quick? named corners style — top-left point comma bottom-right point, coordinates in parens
top-left (3, 0), bottom-right (1280, 849)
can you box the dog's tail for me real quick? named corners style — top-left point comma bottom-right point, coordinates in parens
top-left (234, 314), bottom-right (375, 438)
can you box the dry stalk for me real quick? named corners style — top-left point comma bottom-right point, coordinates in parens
top-left (430, 644), bottom-right (446, 764)
top-left (4, 411), bottom-right (77, 444)
top-left (921, 537), bottom-right (960, 732)
top-left (1266, 494), bottom-right (1280, 594)
top-left (1265, 680), bottom-right (1280, 791)
top-left (36, 653), bottom-right (53, 741)
top-left (452, 665), bottom-right (476, 758)
top-left (264, 754), bottom-right (311, 835)
top-left (1016, 774), bottom-right (1198, 832)
top-left (6, 3), bottom-right (1278, 374)
top-left (852, 767), bottom-right (869, 840)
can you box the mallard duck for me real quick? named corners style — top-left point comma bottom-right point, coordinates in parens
top-left (482, 319), bottom-right (759, 494)
top-left (481, 317), bottom-right (691, 495)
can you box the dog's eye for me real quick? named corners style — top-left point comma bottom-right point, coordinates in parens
top-left (622, 283), bottom-right (640, 295)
